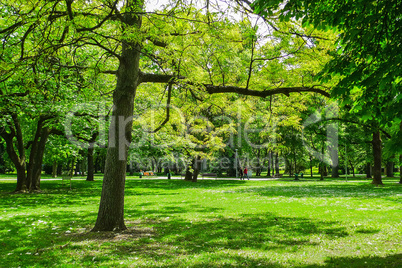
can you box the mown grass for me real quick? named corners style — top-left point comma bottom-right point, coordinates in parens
top-left (0, 174), bottom-right (401, 267)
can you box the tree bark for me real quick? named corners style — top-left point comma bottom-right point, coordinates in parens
top-left (184, 166), bottom-right (193, 181)
top-left (331, 146), bottom-right (339, 178)
top-left (92, 5), bottom-right (142, 232)
top-left (349, 160), bottom-right (355, 177)
top-left (399, 155), bottom-right (402, 184)
top-left (366, 163), bottom-right (372, 179)
top-left (267, 149), bottom-right (271, 177)
top-left (309, 155), bottom-right (313, 177)
top-left (52, 161), bottom-right (57, 178)
top-left (0, 143), bottom-right (5, 174)
top-left (275, 152), bottom-right (280, 176)
top-left (192, 157), bottom-right (200, 183)
top-left (386, 161), bottom-right (394, 177)
top-left (1, 115), bottom-right (27, 192)
top-left (371, 130), bottom-right (383, 185)
top-left (26, 118), bottom-right (50, 191)
top-left (86, 147), bottom-right (95, 181)
top-left (365, 143), bottom-right (372, 178)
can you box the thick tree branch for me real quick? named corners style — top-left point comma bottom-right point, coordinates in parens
top-left (139, 71), bottom-right (181, 83)
top-left (0, 21), bottom-right (23, 34)
top-left (139, 71), bottom-right (330, 98)
top-left (204, 85), bottom-right (330, 98)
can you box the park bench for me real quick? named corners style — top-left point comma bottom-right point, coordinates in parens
top-left (143, 171), bottom-right (154, 176)
top-left (201, 173), bottom-right (217, 180)
top-left (62, 175), bottom-right (72, 189)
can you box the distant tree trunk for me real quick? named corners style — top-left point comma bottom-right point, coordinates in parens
top-left (86, 133), bottom-right (98, 181)
top-left (184, 159), bottom-right (193, 181)
top-left (267, 149), bottom-right (271, 177)
top-left (192, 165), bottom-right (200, 182)
top-left (151, 157), bottom-right (156, 172)
top-left (399, 155), bottom-right (402, 184)
top-left (172, 162), bottom-right (178, 175)
top-left (86, 147), bottom-right (95, 181)
top-left (320, 143), bottom-right (325, 180)
top-left (386, 161), bottom-right (394, 177)
top-left (365, 143), bottom-right (372, 178)
top-left (0, 143), bottom-right (6, 174)
top-left (331, 147), bottom-right (339, 178)
top-left (75, 160), bottom-right (80, 176)
top-left (371, 130), bottom-right (383, 185)
top-left (275, 152), bottom-right (280, 175)
top-left (319, 164), bottom-right (324, 180)
top-left (323, 165), bottom-right (328, 176)
top-left (52, 161), bottom-right (57, 178)
top-left (255, 149), bottom-right (261, 176)
top-left (309, 155), bottom-right (313, 177)
top-left (399, 123), bottom-right (402, 184)
top-left (349, 160), bottom-right (355, 177)
top-left (184, 169), bottom-right (192, 181)
top-left (285, 157), bottom-right (292, 176)
top-left (129, 160), bottom-right (134, 176)
top-left (329, 123), bottom-right (339, 178)
top-left (69, 158), bottom-right (76, 177)
top-left (366, 163), bottom-right (372, 179)
top-left (191, 156), bottom-right (202, 182)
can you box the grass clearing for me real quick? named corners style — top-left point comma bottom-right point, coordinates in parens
top-left (1, 175), bottom-right (401, 267)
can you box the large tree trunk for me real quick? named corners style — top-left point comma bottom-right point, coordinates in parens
top-left (371, 130), bottom-right (383, 185)
top-left (331, 146), bottom-right (339, 178)
top-left (28, 131), bottom-right (49, 191)
top-left (3, 136), bottom-right (26, 191)
top-left (1, 115), bottom-right (27, 192)
top-left (27, 120), bottom-right (50, 191)
top-left (92, 7), bottom-right (142, 232)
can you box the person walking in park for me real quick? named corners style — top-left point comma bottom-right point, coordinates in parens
top-left (244, 167), bottom-right (249, 180)
top-left (239, 168), bottom-right (244, 180)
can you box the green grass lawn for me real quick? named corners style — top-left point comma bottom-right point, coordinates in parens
top-left (0, 175), bottom-right (401, 267)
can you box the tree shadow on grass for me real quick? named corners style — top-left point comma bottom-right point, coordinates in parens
top-left (0, 204), bottom-right (394, 267)
top-left (304, 253), bottom-right (402, 268)
top-left (68, 212), bottom-right (387, 267)
top-left (234, 183), bottom-right (402, 199)
top-left (126, 179), bottom-right (248, 191)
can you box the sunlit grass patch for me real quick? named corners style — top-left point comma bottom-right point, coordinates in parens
top-left (0, 176), bottom-right (401, 267)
